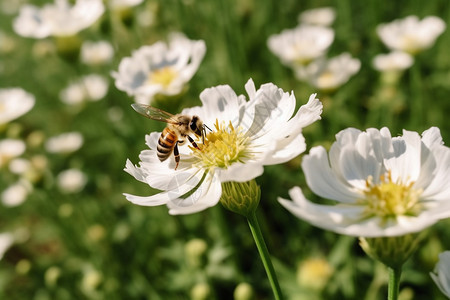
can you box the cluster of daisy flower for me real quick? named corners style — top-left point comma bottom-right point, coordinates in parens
top-left (119, 7), bottom-right (449, 298)
top-left (2, 1), bottom-right (449, 298)
top-left (268, 7), bottom-right (360, 92)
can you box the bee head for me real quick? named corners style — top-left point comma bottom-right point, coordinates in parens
top-left (190, 116), bottom-right (203, 137)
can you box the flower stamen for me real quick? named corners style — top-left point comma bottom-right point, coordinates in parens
top-left (148, 66), bottom-right (177, 87)
top-left (360, 171), bottom-right (423, 220)
top-left (191, 119), bottom-right (252, 170)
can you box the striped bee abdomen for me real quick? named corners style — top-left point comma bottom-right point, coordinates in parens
top-left (157, 127), bottom-right (177, 162)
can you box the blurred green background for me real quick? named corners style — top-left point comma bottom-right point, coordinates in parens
top-left (1, 0), bottom-right (449, 299)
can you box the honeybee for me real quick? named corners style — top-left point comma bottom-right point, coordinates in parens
top-left (131, 103), bottom-right (208, 170)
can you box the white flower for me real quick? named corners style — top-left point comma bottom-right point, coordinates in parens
top-left (295, 53), bottom-right (360, 91)
top-left (57, 168), bottom-right (88, 193)
top-left (268, 25), bottom-right (334, 66)
top-left (0, 233), bottom-right (14, 260)
top-left (80, 40), bottom-right (114, 66)
top-left (431, 251), bottom-right (450, 298)
top-left (136, 9), bottom-right (155, 28)
top-left (124, 79), bottom-right (322, 214)
top-left (109, 0), bottom-right (144, 10)
top-left (298, 7), bottom-right (336, 27)
top-left (372, 51), bottom-right (414, 72)
top-left (377, 16), bottom-right (446, 54)
top-left (1, 179), bottom-right (32, 207)
top-left (9, 158), bottom-right (31, 175)
top-left (60, 74), bottom-right (109, 105)
top-left (0, 139), bottom-right (26, 168)
top-left (45, 132), bottom-right (83, 153)
top-left (13, 0), bottom-right (105, 38)
top-left (112, 33), bottom-right (206, 104)
top-left (279, 127), bottom-right (450, 237)
top-left (0, 88), bottom-right (35, 125)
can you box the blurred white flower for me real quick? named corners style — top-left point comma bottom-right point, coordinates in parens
top-left (45, 132), bottom-right (83, 153)
top-left (112, 33), bottom-right (206, 104)
top-left (268, 25), bottom-right (334, 66)
top-left (80, 40), bottom-right (114, 66)
top-left (0, 88), bottom-right (35, 125)
top-left (13, 0), bottom-right (105, 38)
top-left (9, 158), bottom-right (31, 175)
top-left (431, 251), bottom-right (450, 298)
top-left (377, 16), bottom-right (446, 54)
top-left (295, 53), bottom-right (360, 91)
top-left (136, 9), bottom-right (155, 28)
top-left (109, 0), bottom-right (144, 10)
top-left (0, 139), bottom-right (26, 168)
top-left (0, 233), bottom-right (14, 260)
top-left (279, 127), bottom-right (450, 237)
top-left (373, 51), bottom-right (414, 72)
top-left (298, 7), bottom-right (336, 27)
top-left (60, 74), bottom-right (109, 105)
top-left (57, 168), bottom-right (87, 193)
top-left (124, 79), bottom-right (322, 214)
top-left (1, 179), bottom-right (32, 207)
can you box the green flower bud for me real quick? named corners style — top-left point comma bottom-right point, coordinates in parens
top-left (54, 35), bottom-right (82, 62)
top-left (359, 233), bottom-right (424, 268)
top-left (220, 180), bottom-right (261, 217)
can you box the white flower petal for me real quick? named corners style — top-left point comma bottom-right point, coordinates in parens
top-left (168, 173), bottom-right (221, 215)
top-left (420, 146), bottom-right (450, 201)
top-left (421, 126), bottom-right (444, 148)
top-left (280, 187), bottom-right (444, 237)
top-left (216, 162), bottom-right (264, 183)
top-left (123, 193), bottom-right (169, 206)
top-left (302, 146), bottom-right (362, 203)
top-left (198, 84), bottom-right (241, 125)
top-left (0, 233), bottom-right (14, 260)
top-left (384, 130), bottom-right (421, 184)
top-left (0, 88), bottom-right (35, 124)
top-left (279, 187), bottom-right (366, 233)
top-left (262, 134), bottom-right (306, 165)
top-left (124, 170), bottom-right (207, 207)
top-left (431, 251), bottom-right (450, 298)
top-left (124, 159), bottom-right (147, 183)
top-left (338, 146), bottom-right (380, 190)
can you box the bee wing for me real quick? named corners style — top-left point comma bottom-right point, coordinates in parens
top-left (131, 104), bottom-right (178, 123)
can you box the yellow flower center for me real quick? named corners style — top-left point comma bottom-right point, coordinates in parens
top-left (360, 171), bottom-right (423, 220)
top-left (148, 66), bottom-right (177, 87)
top-left (316, 71), bottom-right (336, 89)
top-left (400, 35), bottom-right (421, 55)
top-left (191, 119), bottom-right (252, 170)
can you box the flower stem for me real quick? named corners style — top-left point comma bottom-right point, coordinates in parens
top-left (388, 265), bottom-right (402, 300)
top-left (247, 211), bottom-right (283, 300)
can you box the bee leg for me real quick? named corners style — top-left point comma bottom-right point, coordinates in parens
top-left (187, 135), bottom-right (200, 150)
top-left (174, 141), bottom-right (180, 170)
top-left (202, 125), bottom-right (211, 144)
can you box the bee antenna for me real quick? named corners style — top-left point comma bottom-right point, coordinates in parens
top-left (204, 124), bottom-right (212, 132)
